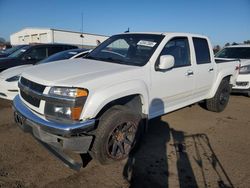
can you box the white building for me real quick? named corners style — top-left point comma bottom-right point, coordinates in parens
top-left (10, 28), bottom-right (109, 48)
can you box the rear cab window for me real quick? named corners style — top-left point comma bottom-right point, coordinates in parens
top-left (193, 37), bottom-right (211, 64)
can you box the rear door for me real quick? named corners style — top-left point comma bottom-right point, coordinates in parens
top-left (150, 37), bottom-right (195, 118)
top-left (192, 37), bottom-right (215, 99)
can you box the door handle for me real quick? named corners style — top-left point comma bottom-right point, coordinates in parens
top-left (185, 70), bottom-right (194, 76)
top-left (208, 68), bottom-right (214, 72)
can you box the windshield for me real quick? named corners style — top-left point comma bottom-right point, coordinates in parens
top-left (85, 34), bottom-right (164, 66)
top-left (215, 47), bottom-right (250, 59)
top-left (9, 46), bottom-right (30, 58)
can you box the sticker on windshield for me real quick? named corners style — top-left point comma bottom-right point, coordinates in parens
top-left (137, 40), bottom-right (156, 47)
top-left (68, 52), bottom-right (78, 55)
top-left (20, 49), bottom-right (26, 52)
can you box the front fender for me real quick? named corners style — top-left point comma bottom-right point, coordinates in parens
top-left (80, 80), bottom-right (149, 120)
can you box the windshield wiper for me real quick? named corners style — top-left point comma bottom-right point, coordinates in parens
top-left (105, 57), bottom-right (123, 63)
top-left (85, 56), bottom-right (123, 63)
top-left (85, 56), bottom-right (139, 66)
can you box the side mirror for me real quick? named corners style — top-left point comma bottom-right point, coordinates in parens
top-left (157, 55), bottom-right (175, 71)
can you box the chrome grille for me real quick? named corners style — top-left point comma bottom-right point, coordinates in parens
top-left (19, 77), bottom-right (46, 107)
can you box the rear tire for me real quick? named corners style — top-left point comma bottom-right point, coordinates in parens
top-left (90, 106), bottom-right (142, 165)
top-left (206, 79), bottom-right (231, 112)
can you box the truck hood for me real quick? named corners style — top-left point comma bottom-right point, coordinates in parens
top-left (22, 58), bottom-right (143, 87)
top-left (0, 64), bottom-right (33, 80)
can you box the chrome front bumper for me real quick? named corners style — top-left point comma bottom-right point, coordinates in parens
top-left (13, 95), bottom-right (95, 135)
top-left (12, 95), bottom-right (96, 170)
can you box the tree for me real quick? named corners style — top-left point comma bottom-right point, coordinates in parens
top-left (244, 40), bottom-right (250, 44)
top-left (213, 45), bottom-right (221, 54)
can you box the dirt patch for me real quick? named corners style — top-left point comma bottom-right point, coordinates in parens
top-left (0, 99), bottom-right (12, 108)
top-left (0, 95), bottom-right (249, 187)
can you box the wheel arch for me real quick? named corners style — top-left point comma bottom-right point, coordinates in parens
top-left (95, 94), bottom-right (145, 119)
top-left (80, 81), bottom-right (149, 120)
top-left (208, 74), bottom-right (232, 99)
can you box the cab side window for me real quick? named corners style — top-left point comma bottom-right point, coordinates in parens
top-left (193, 37), bottom-right (211, 64)
top-left (160, 37), bottom-right (190, 68)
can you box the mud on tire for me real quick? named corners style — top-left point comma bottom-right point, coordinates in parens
top-left (90, 106), bottom-right (142, 165)
top-left (206, 79), bottom-right (231, 112)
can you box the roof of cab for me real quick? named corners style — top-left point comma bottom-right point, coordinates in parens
top-left (120, 32), bottom-right (208, 38)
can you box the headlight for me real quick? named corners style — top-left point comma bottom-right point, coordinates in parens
top-left (49, 87), bottom-right (88, 98)
top-left (6, 75), bottom-right (20, 82)
top-left (239, 65), bottom-right (250, 74)
top-left (45, 87), bottom-right (88, 122)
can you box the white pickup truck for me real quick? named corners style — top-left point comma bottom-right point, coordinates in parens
top-left (13, 32), bottom-right (240, 170)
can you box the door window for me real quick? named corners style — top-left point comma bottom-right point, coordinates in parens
top-left (193, 38), bottom-right (211, 64)
top-left (159, 37), bottom-right (191, 68)
top-left (26, 47), bottom-right (47, 61)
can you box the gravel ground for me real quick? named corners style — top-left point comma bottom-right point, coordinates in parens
top-left (0, 95), bottom-right (249, 188)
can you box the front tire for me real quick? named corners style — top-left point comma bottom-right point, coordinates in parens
top-left (90, 106), bottom-right (142, 164)
top-left (206, 79), bottom-right (231, 112)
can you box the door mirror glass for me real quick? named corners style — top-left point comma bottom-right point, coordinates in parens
top-left (158, 55), bottom-right (175, 70)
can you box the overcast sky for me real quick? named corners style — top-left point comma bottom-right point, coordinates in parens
top-left (0, 0), bottom-right (249, 46)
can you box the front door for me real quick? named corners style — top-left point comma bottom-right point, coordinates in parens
top-left (150, 37), bottom-right (195, 118)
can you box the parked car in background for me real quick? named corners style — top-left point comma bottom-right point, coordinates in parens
top-left (37, 48), bottom-right (90, 64)
top-left (215, 45), bottom-right (250, 96)
top-left (13, 32), bottom-right (239, 170)
top-left (0, 45), bottom-right (28, 58)
top-left (0, 44), bottom-right (77, 72)
top-left (0, 48), bottom-right (90, 100)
